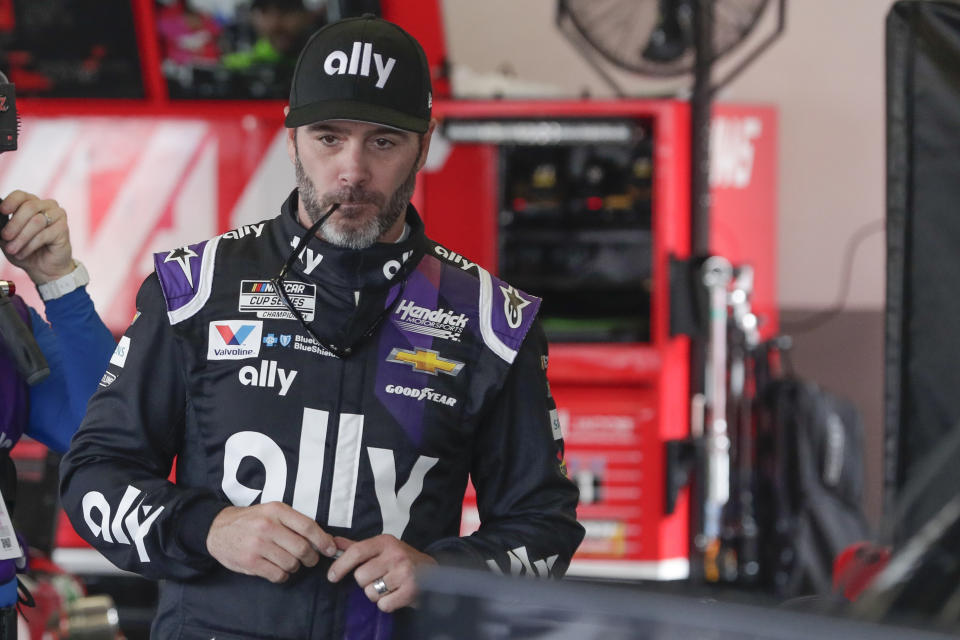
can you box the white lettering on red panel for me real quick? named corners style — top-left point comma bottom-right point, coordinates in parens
top-left (710, 116), bottom-right (763, 189)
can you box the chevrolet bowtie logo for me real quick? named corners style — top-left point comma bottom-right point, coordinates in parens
top-left (387, 348), bottom-right (464, 377)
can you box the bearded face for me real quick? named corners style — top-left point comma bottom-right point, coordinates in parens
top-left (294, 141), bottom-right (420, 250)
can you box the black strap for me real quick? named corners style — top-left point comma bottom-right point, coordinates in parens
top-left (0, 605), bottom-right (16, 640)
top-left (16, 577), bottom-right (34, 609)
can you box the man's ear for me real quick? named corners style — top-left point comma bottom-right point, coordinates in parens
top-left (415, 119), bottom-right (438, 172)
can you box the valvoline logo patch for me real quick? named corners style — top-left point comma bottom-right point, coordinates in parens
top-left (207, 320), bottom-right (262, 360)
top-left (216, 324), bottom-right (256, 345)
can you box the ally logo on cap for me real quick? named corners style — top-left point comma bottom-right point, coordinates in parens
top-left (324, 41), bottom-right (396, 89)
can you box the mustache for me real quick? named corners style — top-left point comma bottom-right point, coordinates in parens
top-left (321, 188), bottom-right (384, 207)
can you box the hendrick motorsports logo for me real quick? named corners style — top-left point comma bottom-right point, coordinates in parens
top-left (207, 320), bottom-right (263, 360)
top-left (385, 384), bottom-right (457, 407)
top-left (239, 280), bottom-right (316, 321)
top-left (392, 299), bottom-right (468, 342)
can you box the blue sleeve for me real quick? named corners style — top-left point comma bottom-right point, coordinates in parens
top-left (27, 287), bottom-right (116, 453)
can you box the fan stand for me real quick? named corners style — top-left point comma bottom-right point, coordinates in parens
top-left (690, 0), bottom-right (786, 588)
top-left (557, 0), bottom-right (787, 586)
top-left (688, 0), bottom-right (715, 587)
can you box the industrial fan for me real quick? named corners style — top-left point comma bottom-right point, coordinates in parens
top-left (557, 0), bottom-right (783, 93)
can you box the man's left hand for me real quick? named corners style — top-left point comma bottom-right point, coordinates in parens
top-left (0, 190), bottom-right (75, 285)
top-left (327, 534), bottom-right (437, 612)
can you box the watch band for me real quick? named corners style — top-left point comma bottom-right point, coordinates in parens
top-left (38, 261), bottom-right (90, 301)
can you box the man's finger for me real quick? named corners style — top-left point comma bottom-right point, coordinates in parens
top-left (276, 506), bottom-right (338, 557)
top-left (261, 541), bottom-right (303, 575)
top-left (329, 536), bottom-right (354, 559)
top-left (12, 219), bottom-right (60, 260)
top-left (373, 582), bottom-right (416, 613)
top-left (0, 200), bottom-right (44, 245)
top-left (353, 557), bottom-right (393, 592)
top-left (333, 535), bottom-right (355, 549)
top-left (6, 196), bottom-right (44, 225)
top-left (363, 572), bottom-right (395, 600)
top-left (0, 190), bottom-right (33, 216)
top-left (270, 525), bottom-right (321, 568)
top-left (356, 546), bottom-right (417, 595)
top-left (249, 555), bottom-right (291, 584)
top-left (327, 537), bottom-right (383, 582)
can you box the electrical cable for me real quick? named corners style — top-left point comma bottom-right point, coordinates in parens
top-left (780, 218), bottom-right (884, 334)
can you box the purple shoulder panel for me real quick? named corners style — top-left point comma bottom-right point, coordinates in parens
top-left (153, 240), bottom-right (210, 313)
top-left (488, 273), bottom-right (541, 351)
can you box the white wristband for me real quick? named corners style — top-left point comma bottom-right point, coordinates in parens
top-left (38, 261), bottom-right (90, 301)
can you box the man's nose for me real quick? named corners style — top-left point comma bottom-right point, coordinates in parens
top-left (338, 143), bottom-right (371, 187)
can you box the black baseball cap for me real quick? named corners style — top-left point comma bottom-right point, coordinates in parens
top-left (285, 15), bottom-right (432, 133)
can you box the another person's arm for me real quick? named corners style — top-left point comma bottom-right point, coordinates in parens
top-left (0, 190), bottom-right (115, 452)
top-left (26, 290), bottom-right (114, 453)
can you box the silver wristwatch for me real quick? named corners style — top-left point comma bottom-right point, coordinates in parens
top-left (38, 261), bottom-right (90, 301)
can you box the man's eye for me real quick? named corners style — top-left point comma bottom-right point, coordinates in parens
top-left (373, 138), bottom-right (395, 149)
top-left (319, 135), bottom-right (339, 145)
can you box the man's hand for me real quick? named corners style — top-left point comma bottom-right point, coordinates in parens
top-left (0, 190), bottom-right (75, 285)
top-left (327, 534), bottom-right (438, 612)
top-left (206, 502), bottom-right (339, 584)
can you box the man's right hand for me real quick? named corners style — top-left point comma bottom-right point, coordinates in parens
top-left (206, 502), bottom-right (339, 583)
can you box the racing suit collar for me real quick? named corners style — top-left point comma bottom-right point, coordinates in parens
top-left (278, 189), bottom-right (427, 291)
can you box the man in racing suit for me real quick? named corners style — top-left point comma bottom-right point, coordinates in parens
top-left (60, 15), bottom-right (583, 640)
